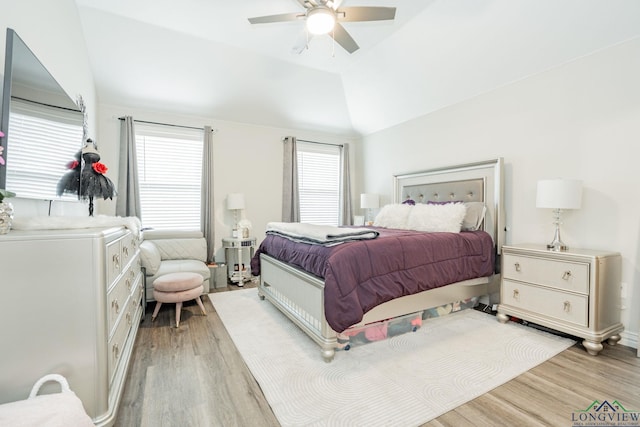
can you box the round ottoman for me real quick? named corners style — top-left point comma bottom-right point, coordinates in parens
top-left (151, 272), bottom-right (206, 327)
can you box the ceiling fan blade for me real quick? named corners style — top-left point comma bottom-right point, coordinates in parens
top-left (333, 23), bottom-right (359, 53)
top-left (248, 13), bottom-right (303, 24)
top-left (338, 7), bottom-right (396, 22)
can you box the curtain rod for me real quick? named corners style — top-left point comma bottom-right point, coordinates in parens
top-left (118, 117), bottom-right (217, 133)
top-left (285, 138), bottom-right (343, 148)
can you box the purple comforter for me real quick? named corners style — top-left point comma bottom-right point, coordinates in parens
top-left (251, 227), bottom-right (495, 332)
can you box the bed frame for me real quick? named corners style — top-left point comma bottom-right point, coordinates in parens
top-left (258, 158), bottom-right (505, 362)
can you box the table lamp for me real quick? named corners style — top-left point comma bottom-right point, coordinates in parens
top-left (227, 193), bottom-right (245, 237)
top-left (536, 179), bottom-right (582, 251)
top-left (360, 193), bottom-right (379, 225)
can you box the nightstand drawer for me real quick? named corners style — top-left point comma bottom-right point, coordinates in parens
top-left (502, 279), bottom-right (588, 327)
top-left (502, 254), bottom-right (589, 294)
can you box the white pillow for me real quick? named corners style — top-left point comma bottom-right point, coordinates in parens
top-left (462, 202), bottom-right (486, 231)
top-left (406, 203), bottom-right (467, 233)
top-left (373, 204), bottom-right (412, 229)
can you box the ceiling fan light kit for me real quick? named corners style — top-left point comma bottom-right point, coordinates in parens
top-left (248, 1), bottom-right (396, 54)
top-left (306, 7), bottom-right (336, 35)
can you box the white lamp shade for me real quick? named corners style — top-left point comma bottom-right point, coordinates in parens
top-left (536, 179), bottom-right (582, 209)
top-left (306, 7), bottom-right (336, 35)
top-left (360, 193), bottom-right (380, 209)
top-left (227, 193), bottom-right (245, 210)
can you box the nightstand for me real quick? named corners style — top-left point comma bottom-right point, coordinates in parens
top-left (222, 237), bottom-right (256, 286)
top-left (497, 244), bottom-right (623, 356)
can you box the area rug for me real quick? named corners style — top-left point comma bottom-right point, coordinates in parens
top-left (209, 289), bottom-right (575, 427)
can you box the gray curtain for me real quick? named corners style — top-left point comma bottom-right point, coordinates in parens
top-left (115, 116), bottom-right (141, 218)
top-left (201, 126), bottom-right (215, 263)
top-left (282, 136), bottom-right (300, 222)
top-left (339, 143), bottom-right (353, 226)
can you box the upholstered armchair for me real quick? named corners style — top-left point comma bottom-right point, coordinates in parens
top-left (139, 229), bottom-right (211, 302)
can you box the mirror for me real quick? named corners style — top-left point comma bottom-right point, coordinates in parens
top-left (0, 28), bottom-right (84, 199)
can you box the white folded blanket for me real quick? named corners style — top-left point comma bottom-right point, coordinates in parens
top-left (266, 222), bottom-right (378, 246)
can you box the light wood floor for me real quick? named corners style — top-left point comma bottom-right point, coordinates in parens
top-left (115, 285), bottom-right (640, 427)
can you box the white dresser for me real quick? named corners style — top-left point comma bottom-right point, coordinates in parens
top-left (0, 226), bottom-right (143, 426)
top-left (497, 244), bottom-right (623, 356)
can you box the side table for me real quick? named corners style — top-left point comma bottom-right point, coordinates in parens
top-left (497, 244), bottom-right (623, 356)
top-left (222, 237), bottom-right (256, 286)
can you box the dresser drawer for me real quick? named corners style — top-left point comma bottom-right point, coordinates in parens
top-left (106, 239), bottom-right (121, 287)
top-left (120, 233), bottom-right (135, 268)
top-left (502, 254), bottom-right (590, 294)
top-left (502, 279), bottom-right (588, 327)
top-left (123, 262), bottom-right (138, 293)
top-left (132, 272), bottom-right (143, 300)
top-left (107, 274), bottom-right (130, 337)
top-left (108, 305), bottom-right (133, 385)
top-left (130, 280), bottom-right (143, 314)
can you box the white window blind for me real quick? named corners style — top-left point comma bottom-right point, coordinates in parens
top-left (135, 123), bottom-right (203, 230)
top-left (6, 99), bottom-right (83, 200)
top-left (297, 141), bottom-right (340, 226)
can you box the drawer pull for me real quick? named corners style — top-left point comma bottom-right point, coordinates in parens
top-left (112, 343), bottom-right (120, 360)
top-left (126, 312), bottom-right (132, 326)
top-left (113, 254), bottom-right (120, 270)
top-left (563, 301), bottom-right (571, 313)
top-left (126, 278), bottom-right (131, 291)
top-left (514, 262), bottom-right (521, 272)
top-left (562, 270), bottom-right (572, 280)
top-left (112, 299), bottom-right (120, 314)
top-left (512, 289), bottom-right (520, 301)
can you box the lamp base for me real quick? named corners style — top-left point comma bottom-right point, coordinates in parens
top-left (547, 242), bottom-right (568, 252)
top-left (547, 216), bottom-right (568, 251)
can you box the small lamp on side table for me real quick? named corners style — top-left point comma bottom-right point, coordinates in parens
top-left (360, 193), bottom-right (379, 226)
top-left (227, 193), bottom-right (245, 238)
top-left (536, 178), bottom-right (582, 251)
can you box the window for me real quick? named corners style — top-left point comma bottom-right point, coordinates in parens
top-left (6, 99), bottom-right (83, 200)
top-left (297, 141), bottom-right (341, 226)
top-left (135, 123), bottom-right (203, 230)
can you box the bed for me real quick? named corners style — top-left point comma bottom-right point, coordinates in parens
top-left (252, 158), bottom-right (505, 361)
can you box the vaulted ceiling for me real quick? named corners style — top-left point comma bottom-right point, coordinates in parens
top-left (74, 0), bottom-right (640, 136)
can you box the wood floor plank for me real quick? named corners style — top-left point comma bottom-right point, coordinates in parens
top-left (115, 287), bottom-right (640, 427)
top-left (442, 393), bottom-right (549, 427)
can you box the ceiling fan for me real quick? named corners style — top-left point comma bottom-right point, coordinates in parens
top-left (248, 0), bottom-right (396, 54)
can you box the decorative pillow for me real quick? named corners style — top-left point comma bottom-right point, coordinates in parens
top-left (427, 200), bottom-right (486, 231)
top-left (406, 202), bottom-right (467, 233)
top-left (373, 204), bottom-right (412, 229)
top-left (462, 202), bottom-right (486, 231)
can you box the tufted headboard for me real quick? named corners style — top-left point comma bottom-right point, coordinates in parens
top-left (393, 158), bottom-right (505, 254)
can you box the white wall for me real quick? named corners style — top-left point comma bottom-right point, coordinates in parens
top-left (358, 37), bottom-right (640, 347)
top-left (0, 0), bottom-right (96, 217)
top-left (96, 104), bottom-right (356, 261)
